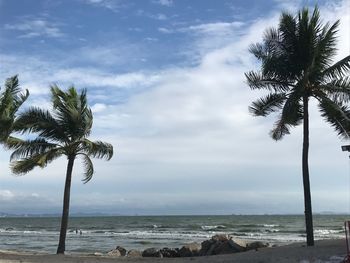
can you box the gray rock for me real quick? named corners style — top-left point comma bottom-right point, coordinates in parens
top-left (228, 238), bottom-right (247, 252)
top-left (107, 246), bottom-right (127, 257)
top-left (206, 241), bottom-right (220, 255)
top-left (212, 234), bottom-right (230, 242)
top-left (247, 241), bottom-right (269, 250)
top-left (199, 240), bottom-right (214, 256)
top-left (213, 241), bottom-right (240, 255)
top-left (107, 249), bottom-right (121, 257)
top-left (179, 242), bottom-right (201, 257)
top-left (142, 248), bottom-right (163, 258)
top-left (160, 247), bottom-right (180, 257)
top-left (127, 249), bottom-right (142, 257)
top-left (116, 246), bottom-right (127, 256)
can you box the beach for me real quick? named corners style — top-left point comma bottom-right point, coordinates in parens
top-left (0, 239), bottom-right (347, 263)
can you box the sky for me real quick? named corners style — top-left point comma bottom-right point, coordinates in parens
top-left (0, 0), bottom-right (349, 215)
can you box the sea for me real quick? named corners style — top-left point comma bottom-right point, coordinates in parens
top-left (0, 215), bottom-right (348, 254)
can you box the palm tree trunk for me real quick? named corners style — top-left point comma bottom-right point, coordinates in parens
top-left (57, 155), bottom-right (75, 254)
top-left (302, 96), bottom-right (314, 246)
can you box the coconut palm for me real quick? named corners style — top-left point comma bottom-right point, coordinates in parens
top-left (0, 75), bottom-right (29, 142)
top-left (246, 6), bottom-right (350, 246)
top-left (7, 85), bottom-right (113, 254)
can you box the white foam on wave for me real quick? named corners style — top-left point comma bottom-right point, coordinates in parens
top-left (262, 224), bottom-right (280, 227)
top-left (91, 230), bottom-right (213, 240)
top-left (201, 225), bottom-right (226, 230)
top-left (314, 229), bottom-right (343, 235)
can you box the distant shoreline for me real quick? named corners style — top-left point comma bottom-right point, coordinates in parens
top-left (0, 239), bottom-right (347, 263)
top-left (1, 213), bottom-right (349, 218)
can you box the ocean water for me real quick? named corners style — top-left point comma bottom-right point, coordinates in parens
top-left (0, 215), bottom-right (348, 254)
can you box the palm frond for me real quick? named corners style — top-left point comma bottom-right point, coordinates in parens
top-left (320, 77), bottom-right (350, 102)
top-left (7, 137), bottom-right (58, 161)
top-left (0, 118), bottom-right (13, 141)
top-left (0, 75), bottom-right (20, 114)
top-left (12, 89), bottom-right (29, 113)
top-left (318, 96), bottom-right (350, 139)
top-left (270, 115), bottom-right (292, 140)
top-left (15, 107), bottom-right (67, 142)
top-left (322, 55), bottom-right (350, 79)
top-left (11, 148), bottom-right (62, 175)
top-left (11, 157), bottom-right (41, 175)
top-left (80, 154), bottom-right (94, 184)
top-left (245, 71), bottom-right (292, 92)
top-left (0, 76), bottom-right (29, 141)
top-left (51, 85), bottom-right (93, 140)
top-left (249, 93), bottom-right (286, 116)
top-left (81, 139), bottom-right (113, 160)
top-left (269, 90), bottom-right (303, 140)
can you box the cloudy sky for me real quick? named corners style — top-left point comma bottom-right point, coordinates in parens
top-left (0, 0), bottom-right (349, 215)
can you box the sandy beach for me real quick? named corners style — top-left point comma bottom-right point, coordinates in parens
top-left (0, 239), bottom-right (347, 263)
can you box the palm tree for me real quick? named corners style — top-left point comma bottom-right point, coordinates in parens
top-left (0, 75), bottom-right (29, 142)
top-left (7, 85), bottom-right (113, 254)
top-left (246, 6), bottom-right (350, 246)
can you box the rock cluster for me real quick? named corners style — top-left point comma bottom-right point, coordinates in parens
top-left (105, 235), bottom-right (270, 258)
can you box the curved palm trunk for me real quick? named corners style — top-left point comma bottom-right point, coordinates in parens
top-left (302, 96), bottom-right (314, 246)
top-left (57, 156), bottom-right (75, 254)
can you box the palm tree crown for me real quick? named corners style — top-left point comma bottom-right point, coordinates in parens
top-left (246, 6), bottom-right (350, 246)
top-left (7, 85), bottom-right (113, 253)
top-left (247, 7), bottom-right (350, 139)
top-left (8, 85), bottom-right (113, 182)
top-left (0, 75), bottom-right (29, 142)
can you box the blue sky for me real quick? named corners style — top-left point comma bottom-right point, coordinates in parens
top-left (0, 0), bottom-right (349, 215)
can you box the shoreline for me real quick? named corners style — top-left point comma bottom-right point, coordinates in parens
top-left (0, 239), bottom-right (348, 263)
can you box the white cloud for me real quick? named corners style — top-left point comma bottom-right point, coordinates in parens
top-left (78, 42), bottom-right (148, 66)
top-left (0, 52), bottom-right (161, 96)
top-left (0, 190), bottom-right (42, 201)
top-left (83, 0), bottom-right (122, 11)
top-left (4, 18), bottom-right (64, 39)
top-left (136, 9), bottom-right (168, 20)
top-left (158, 27), bottom-right (173, 33)
top-left (184, 21), bottom-right (245, 35)
top-left (91, 103), bottom-right (107, 113)
top-left (52, 69), bottom-right (161, 89)
top-left (153, 0), bottom-right (173, 7)
top-left (153, 13), bottom-right (167, 20)
top-left (0, 190), bottom-right (14, 200)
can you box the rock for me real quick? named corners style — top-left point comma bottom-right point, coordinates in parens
top-left (228, 238), bottom-right (247, 252)
top-left (206, 241), bottom-right (220, 255)
top-left (107, 249), bottom-right (121, 257)
top-left (179, 242), bottom-right (201, 257)
top-left (107, 246), bottom-right (127, 257)
top-left (247, 241), bottom-right (269, 250)
top-left (199, 240), bottom-right (214, 256)
top-left (201, 240), bottom-right (213, 252)
top-left (115, 246), bottom-right (127, 256)
top-left (214, 241), bottom-right (241, 255)
top-left (127, 249), bottom-right (142, 257)
top-left (142, 248), bottom-right (163, 258)
top-left (160, 247), bottom-right (180, 257)
top-left (212, 234), bottom-right (230, 242)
